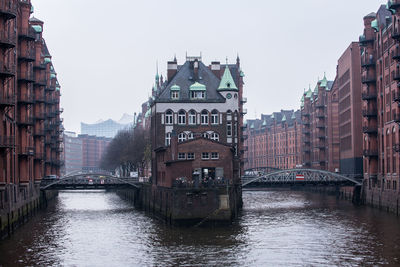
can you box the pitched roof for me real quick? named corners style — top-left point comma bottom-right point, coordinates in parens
top-left (218, 65), bottom-right (238, 91)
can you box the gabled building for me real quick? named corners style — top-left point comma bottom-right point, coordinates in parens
top-left (148, 55), bottom-right (244, 222)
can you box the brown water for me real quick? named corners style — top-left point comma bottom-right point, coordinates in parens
top-left (0, 190), bottom-right (400, 266)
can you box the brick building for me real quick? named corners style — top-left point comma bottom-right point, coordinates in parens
top-left (301, 75), bottom-right (340, 172)
top-left (0, 0), bottom-right (62, 238)
top-left (333, 42), bottom-right (363, 177)
top-left (244, 110), bottom-right (302, 170)
top-left (360, 3), bottom-right (400, 211)
top-left (63, 131), bottom-right (82, 174)
top-left (78, 134), bottom-right (111, 172)
top-left (151, 55), bottom-right (245, 186)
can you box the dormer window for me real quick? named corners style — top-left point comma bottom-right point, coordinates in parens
top-left (191, 91), bottom-right (205, 99)
top-left (171, 91), bottom-right (179, 99)
top-left (189, 82), bottom-right (206, 100)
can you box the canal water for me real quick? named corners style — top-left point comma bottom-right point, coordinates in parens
top-left (0, 190), bottom-right (400, 266)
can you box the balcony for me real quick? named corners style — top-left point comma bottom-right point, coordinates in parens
top-left (18, 94), bottom-right (34, 104)
top-left (0, 95), bottom-right (16, 107)
top-left (34, 112), bottom-right (46, 120)
top-left (18, 71), bottom-right (35, 83)
top-left (302, 129), bottom-right (310, 135)
top-left (303, 148), bottom-right (310, 153)
top-left (361, 75), bottom-right (377, 84)
top-left (315, 101), bottom-right (325, 108)
top-left (51, 159), bottom-right (64, 166)
top-left (359, 35), bottom-right (374, 46)
top-left (393, 27), bottom-right (400, 40)
top-left (33, 128), bottom-right (45, 137)
top-left (0, 32), bottom-right (16, 48)
top-left (363, 126), bottom-right (377, 134)
top-left (18, 27), bottom-right (36, 40)
top-left (394, 91), bottom-right (400, 102)
top-left (45, 85), bottom-right (55, 91)
top-left (33, 62), bottom-right (47, 70)
top-left (362, 90), bottom-right (377, 100)
top-left (34, 78), bottom-right (47, 86)
top-left (0, 0), bottom-right (17, 19)
top-left (394, 70), bottom-right (400, 81)
top-left (55, 108), bottom-right (64, 115)
top-left (19, 146), bottom-right (35, 156)
top-left (47, 112), bottom-right (56, 118)
top-left (240, 97), bottom-right (247, 104)
top-left (0, 136), bottom-right (14, 148)
top-left (316, 121), bottom-right (325, 128)
top-left (362, 108), bottom-right (377, 117)
top-left (45, 97), bottom-right (56, 104)
top-left (316, 112), bottom-right (325, 118)
top-left (361, 57), bottom-right (376, 68)
top-left (315, 143), bottom-right (326, 150)
top-left (0, 62), bottom-right (15, 77)
top-left (34, 152), bottom-right (45, 160)
top-left (363, 149), bottom-right (378, 157)
top-left (317, 134), bottom-right (326, 139)
top-left (18, 49), bottom-right (35, 62)
top-left (302, 112), bottom-right (310, 117)
top-left (303, 139), bottom-right (310, 144)
top-left (34, 94), bottom-right (46, 103)
top-left (18, 116), bottom-right (34, 126)
top-left (302, 121), bottom-right (310, 126)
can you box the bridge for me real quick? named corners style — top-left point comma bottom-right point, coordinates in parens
top-left (40, 172), bottom-right (141, 190)
top-left (242, 168), bottom-right (362, 187)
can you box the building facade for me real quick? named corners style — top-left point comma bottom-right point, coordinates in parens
top-left (360, 3), bottom-right (400, 211)
top-left (0, 0), bottom-right (62, 238)
top-left (244, 110), bottom-right (302, 170)
top-left (147, 55), bottom-right (244, 221)
top-left (79, 134), bottom-right (111, 172)
top-left (301, 75), bottom-right (340, 172)
top-left (63, 131), bottom-right (82, 174)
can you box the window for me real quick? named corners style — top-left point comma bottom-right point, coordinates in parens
top-left (165, 110), bottom-right (173, 125)
top-left (227, 122), bottom-right (232, 137)
top-left (191, 91), bottom-right (205, 99)
top-left (178, 110), bottom-right (186, 125)
top-left (202, 132), bottom-right (209, 139)
top-left (202, 152), bottom-right (209, 159)
top-left (165, 132), bottom-right (171, 146)
top-left (187, 132), bottom-right (194, 139)
top-left (187, 152), bottom-right (195, 159)
top-left (171, 91), bottom-right (179, 99)
top-left (178, 133), bottom-right (187, 142)
top-left (178, 153), bottom-right (186, 160)
top-left (211, 152), bottom-right (219, 159)
top-left (211, 132), bottom-right (219, 141)
top-left (189, 110), bottom-right (196, 125)
top-left (211, 110), bottom-right (219, 124)
top-left (201, 110), bottom-right (208, 125)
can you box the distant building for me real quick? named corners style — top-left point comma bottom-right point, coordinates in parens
top-left (244, 110), bottom-right (302, 170)
top-left (63, 131), bottom-right (82, 174)
top-left (63, 132), bottom-right (111, 174)
top-left (81, 113), bottom-right (134, 138)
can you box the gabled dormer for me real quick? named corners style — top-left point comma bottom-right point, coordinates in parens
top-left (218, 65), bottom-right (238, 92)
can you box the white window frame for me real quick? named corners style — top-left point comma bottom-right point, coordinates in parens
top-left (211, 110), bottom-right (219, 125)
top-left (202, 132), bottom-right (209, 139)
top-left (189, 110), bottom-right (196, 125)
top-left (187, 132), bottom-right (194, 139)
top-left (211, 152), bottom-right (219, 159)
top-left (202, 152), bottom-right (209, 160)
top-left (171, 91), bottom-right (179, 100)
top-left (227, 122), bottom-right (232, 137)
top-left (178, 110), bottom-right (186, 125)
top-left (178, 153), bottom-right (186, 160)
top-left (191, 91), bottom-right (205, 99)
top-left (201, 111), bottom-right (208, 125)
top-left (187, 152), bottom-right (195, 159)
top-left (165, 110), bottom-right (173, 125)
top-left (178, 133), bottom-right (187, 142)
top-left (211, 132), bottom-right (219, 141)
top-left (165, 132), bottom-right (171, 146)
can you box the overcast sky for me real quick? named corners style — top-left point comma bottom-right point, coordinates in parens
top-left (33, 0), bottom-right (385, 133)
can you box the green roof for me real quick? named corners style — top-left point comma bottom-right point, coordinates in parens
top-left (305, 87), bottom-right (313, 98)
top-left (170, 84), bottom-right (180, 91)
top-left (282, 114), bottom-right (286, 122)
top-left (371, 19), bottom-right (379, 31)
top-left (50, 73), bottom-right (56, 79)
top-left (240, 70), bottom-right (245, 77)
top-left (262, 119), bottom-right (267, 126)
top-left (30, 5), bottom-right (34, 13)
top-left (301, 94), bottom-right (304, 103)
top-left (144, 108), bottom-right (151, 118)
top-left (291, 113), bottom-right (296, 119)
top-left (271, 113), bottom-right (275, 119)
top-left (56, 86), bottom-right (60, 91)
top-left (218, 66), bottom-right (238, 91)
top-left (32, 25), bottom-right (42, 33)
top-left (190, 82), bottom-right (206, 91)
top-left (250, 123), bottom-right (254, 129)
top-left (320, 73), bottom-right (328, 88)
top-left (44, 57), bottom-right (51, 63)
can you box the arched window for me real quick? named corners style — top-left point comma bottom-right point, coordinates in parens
top-left (165, 132), bottom-right (171, 146)
top-left (178, 133), bottom-right (187, 142)
top-left (178, 110), bottom-right (186, 125)
top-left (211, 110), bottom-right (219, 125)
top-left (201, 110), bottom-right (208, 125)
top-left (165, 110), bottom-right (173, 125)
top-left (211, 132), bottom-right (219, 141)
top-left (202, 132), bottom-right (209, 139)
top-left (187, 132), bottom-right (194, 139)
top-left (227, 110), bottom-right (232, 121)
top-left (189, 110), bottom-right (196, 125)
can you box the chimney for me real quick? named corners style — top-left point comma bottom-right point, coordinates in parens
top-left (211, 61), bottom-right (221, 78)
top-left (167, 58), bottom-right (178, 81)
top-left (170, 130), bottom-right (178, 161)
top-left (193, 59), bottom-right (199, 80)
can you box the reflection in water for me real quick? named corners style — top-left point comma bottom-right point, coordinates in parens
top-left (0, 190), bottom-right (400, 266)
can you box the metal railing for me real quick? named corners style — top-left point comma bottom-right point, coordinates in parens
top-left (0, 136), bottom-right (14, 147)
top-left (0, 0), bottom-right (17, 18)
